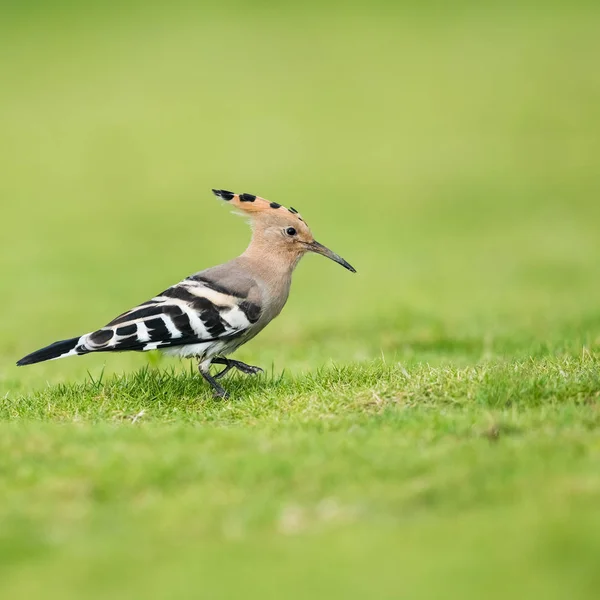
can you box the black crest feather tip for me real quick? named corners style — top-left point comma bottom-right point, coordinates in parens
top-left (212, 189), bottom-right (235, 201)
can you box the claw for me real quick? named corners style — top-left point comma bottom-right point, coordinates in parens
top-left (237, 364), bottom-right (264, 376)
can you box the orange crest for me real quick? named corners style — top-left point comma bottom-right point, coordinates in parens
top-left (212, 189), bottom-right (303, 220)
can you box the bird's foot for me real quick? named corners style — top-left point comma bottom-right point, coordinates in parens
top-left (211, 386), bottom-right (230, 400)
top-left (229, 359), bottom-right (264, 376)
top-left (212, 357), bottom-right (264, 379)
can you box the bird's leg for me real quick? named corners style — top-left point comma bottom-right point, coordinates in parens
top-left (212, 357), bottom-right (264, 378)
top-left (198, 360), bottom-right (229, 399)
top-left (212, 361), bottom-right (234, 380)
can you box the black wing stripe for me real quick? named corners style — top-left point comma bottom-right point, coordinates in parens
top-left (187, 275), bottom-right (247, 298)
top-left (84, 278), bottom-right (258, 355)
top-left (159, 286), bottom-right (228, 317)
top-left (171, 311), bottom-right (196, 338)
top-left (108, 305), bottom-right (166, 326)
top-left (239, 301), bottom-right (261, 324)
top-left (116, 324), bottom-right (137, 336)
top-left (88, 329), bottom-right (115, 346)
top-left (94, 334), bottom-right (221, 353)
top-left (159, 286), bottom-right (198, 303)
top-left (110, 337), bottom-right (149, 351)
top-left (159, 286), bottom-right (230, 337)
top-left (108, 303), bottom-right (184, 328)
top-left (146, 317), bottom-right (170, 341)
top-left (198, 303), bottom-right (227, 337)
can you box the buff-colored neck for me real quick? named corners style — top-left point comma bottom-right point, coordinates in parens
top-left (240, 232), bottom-right (304, 295)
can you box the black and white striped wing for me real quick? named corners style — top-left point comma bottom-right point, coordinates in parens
top-left (75, 278), bottom-right (262, 356)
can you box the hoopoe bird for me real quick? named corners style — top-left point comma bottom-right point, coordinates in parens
top-left (17, 190), bottom-right (356, 398)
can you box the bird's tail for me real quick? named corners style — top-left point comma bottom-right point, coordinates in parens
top-left (17, 336), bottom-right (83, 366)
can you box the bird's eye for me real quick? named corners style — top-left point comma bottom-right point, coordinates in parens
top-left (285, 227), bottom-right (297, 236)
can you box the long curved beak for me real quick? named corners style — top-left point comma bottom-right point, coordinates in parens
top-left (308, 241), bottom-right (356, 273)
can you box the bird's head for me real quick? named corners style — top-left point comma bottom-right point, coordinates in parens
top-left (212, 189), bottom-right (356, 273)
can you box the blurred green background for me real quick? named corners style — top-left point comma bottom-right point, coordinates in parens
top-left (2, 0), bottom-right (599, 385)
top-left (1, 1), bottom-right (600, 598)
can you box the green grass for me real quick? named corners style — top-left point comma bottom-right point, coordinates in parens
top-left (1, 1), bottom-right (600, 598)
